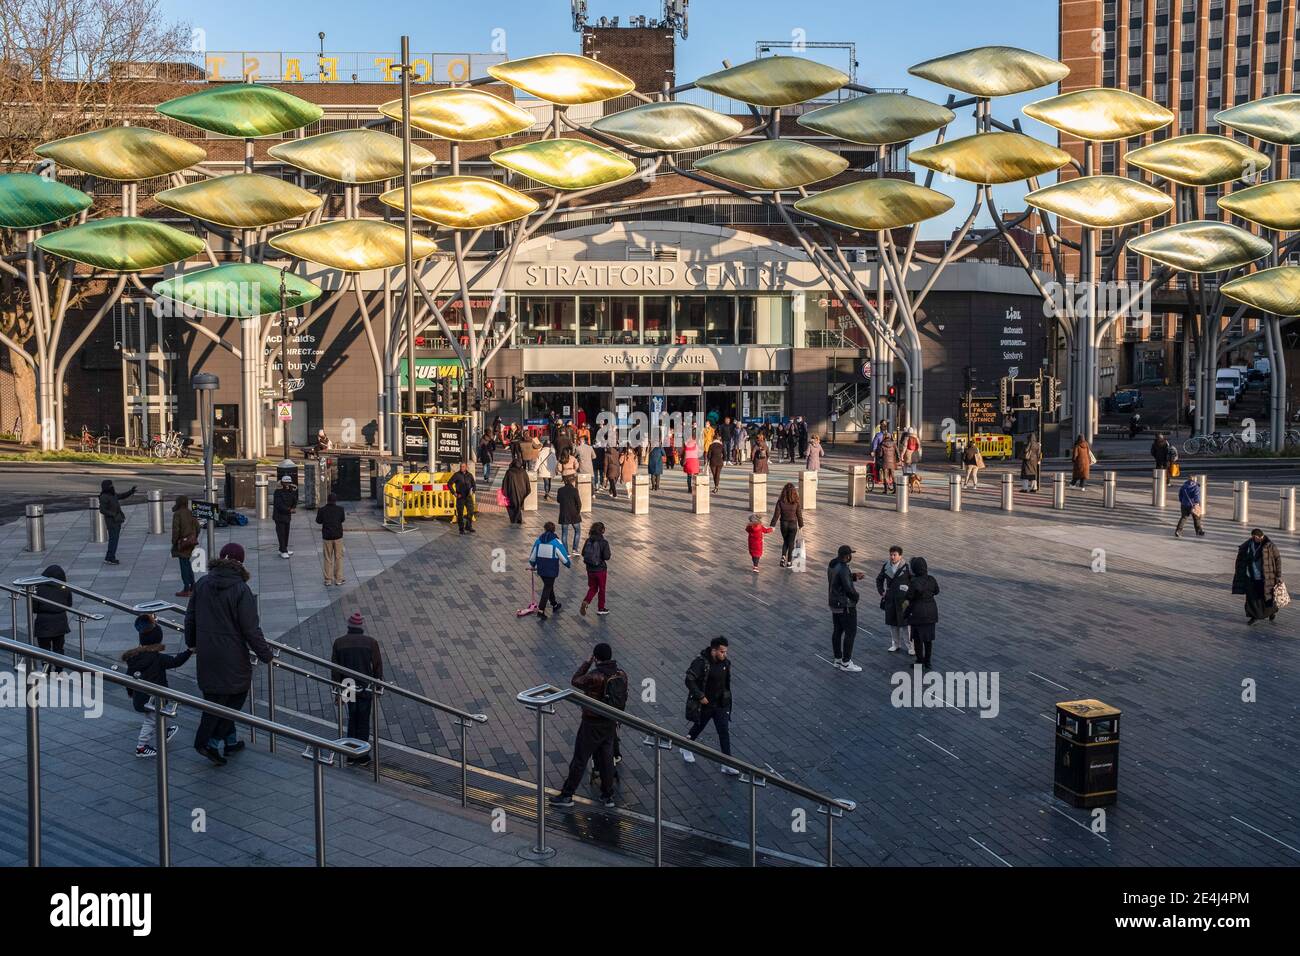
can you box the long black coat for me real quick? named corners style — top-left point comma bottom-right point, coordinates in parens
top-left (875, 560), bottom-right (912, 627)
top-left (1232, 537), bottom-right (1281, 597)
top-left (33, 564), bottom-right (71, 640)
top-left (898, 557), bottom-right (940, 627)
top-left (502, 464), bottom-right (531, 508)
top-left (557, 484), bottom-right (581, 525)
top-left (183, 558), bottom-right (273, 694)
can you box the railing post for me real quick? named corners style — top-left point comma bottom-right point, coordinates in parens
top-left (653, 738), bottom-right (663, 868)
top-left (335, 691), bottom-right (345, 774)
top-left (371, 691), bottom-right (381, 784)
top-left (521, 702), bottom-right (557, 861)
top-left (10, 591), bottom-right (21, 669)
top-left (826, 804), bottom-right (834, 868)
top-left (76, 617), bottom-right (85, 661)
top-left (313, 748), bottom-right (326, 867)
top-left (748, 778), bottom-right (758, 867)
top-left (25, 665), bottom-right (40, 866)
top-left (156, 704), bottom-right (171, 867)
top-left (459, 719), bottom-right (469, 807)
top-left (266, 659), bottom-right (277, 753)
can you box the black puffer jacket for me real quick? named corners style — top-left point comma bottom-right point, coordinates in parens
top-left (899, 557), bottom-right (940, 627)
top-left (827, 558), bottom-right (859, 611)
top-left (121, 633), bottom-right (192, 713)
top-left (33, 564), bottom-right (71, 640)
top-left (685, 648), bottom-right (731, 722)
top-left (183, 558), bottom-right (273, 694)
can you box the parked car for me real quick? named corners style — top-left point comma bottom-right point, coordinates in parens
top-left (1111, 388), bottom-right (1143, 413)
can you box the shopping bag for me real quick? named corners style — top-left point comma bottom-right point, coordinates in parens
top-left (1170, 462), bottom-right (1181, 478)
top-left (496, 488), bottom-right (510, 508)
top-left (1273, 581), bottom-right (1291, 610)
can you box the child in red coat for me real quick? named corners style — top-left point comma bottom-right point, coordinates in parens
top-left (746, 513), bottom-right (773, 572)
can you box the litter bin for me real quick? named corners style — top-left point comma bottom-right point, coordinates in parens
top-left (276, 459), bottom-right (300, 487)
top-left (223, 459), bottom-right (258, 509)
top-left (333, 454), bottom-right (363, 501)
top-left (1053, 699), bottom-right (1120, 808)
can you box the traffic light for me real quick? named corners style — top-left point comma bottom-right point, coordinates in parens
top-left (886, 384), bottom-right (897, 403)
top-left (1032, 377), bottom-right (1042, 408)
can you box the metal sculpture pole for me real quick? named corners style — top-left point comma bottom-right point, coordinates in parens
top-left (400, 35), bottom-right (418, 425)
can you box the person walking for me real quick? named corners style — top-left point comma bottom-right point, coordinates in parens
top-left (316, 492), bottom-right (347, 583)
top-left (1020, 436), bottom-right (1042, 493)
top-left (961, 440), bottom-right (983, 490)
top-left (1174, 476), bottom-right (1206, 538)
top-left (170, 496), bottom-right (200, 597)
top-left (330, 610), bottom-right (383, 764)
top-left (273, 475), bottom-right (298, 558)
top-left (898, 557), bottom-right (940, 667)
top-left (536, 440), bottom-right (557, 501)
top-left (1151, 433), bottom-right (1174, 485)
top-left (593, 437), bottom-right (607, 493)
top-left (827, 545), bottom-right (864, 672)
top-left (575, 435), bottom-right (596, 486)
top-left (477, 431), bottom-right (496, 487)
top-left (579, 521), bottom-right (611, 616)
top-left (648, 442), bottom-right (664, 491)
top-left (528, 521), bottom-right (571, 621)
top-left (1232, 528), bottom-right (1283, 625)
top-left (806, 433), bottom-right (825, 471)
top-left (682, 637), bottom-right (738, 772)
top-left (751, 434), bottom-right (770, 475)
top-left (746, 513), bottom-right (773, 573)
top-left (448, 461), bottom-right (477, 535)
top-left (683, 436), bottom-right (701, 493)
top-left (121, 613), bottom-right (191, 758)
top-left (875, 546), bottom-right (913, 653)
top-left (502, 458), bottom-right (531, 525)
top-left (604, 441), bottom-right (623, 498)
top-left (521, 431), bottom-right (542, 475)
top-left (797, 417), bottom-right (810, 461)
top-left (770, 482), bottom-right (804, 569)
top-left (878, 432), bottom-right (898, 494)
top-left (548, 643), bottom-right (629, 808)
top-left (1070, 435), bottom-right (1093, 490)
top-left (184, 542), bottom-right (273, 766)
top-left (558, 448), bottom-right (579, 483)
top-left (707, 433), bottom-right (725, 493)
top-left (557, 475), bottom-right (582, 552)
top-left (98, 479), bottom-right (137, 565)
top-left (33, 564), bottom-right (71, 669)
top-left (619, 444), bottom-right (637, 496)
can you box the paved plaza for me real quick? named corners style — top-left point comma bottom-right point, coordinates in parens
top-left (2, 456), bottom-right (1294, 866)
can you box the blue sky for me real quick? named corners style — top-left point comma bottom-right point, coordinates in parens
top-left (162, 0), bottom-right (1061, 238)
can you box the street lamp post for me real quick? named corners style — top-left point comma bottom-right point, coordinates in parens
top-left (279, 267), bottom-right (290, 461)
top-left (192, 373), bottom-right (220, 561)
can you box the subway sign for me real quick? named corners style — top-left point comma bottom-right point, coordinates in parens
top-left (398, 358), bottom-right (464, 389)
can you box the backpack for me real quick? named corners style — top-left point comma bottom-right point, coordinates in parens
top-left (602, 669), bottom-right (629, 711)
top-left (582, 538), bottom-right (604, 566)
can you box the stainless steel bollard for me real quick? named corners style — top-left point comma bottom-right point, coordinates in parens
top-left (148, 488), bottom-right (165, 534)
top-left (896, 477), bottom-right (909, 513)
top-left (948, 473), bottom-right (961, 511)
top-left (1233, 480), bottom-right (1250, 524)
top-left (1197, 475), bottom-right (1208, 518)
top-left (1053, 472), bottom-right (1066, 510)
top-left (631, 474), bottom-right (650, 515)
top-left (749, 474), bottom-right (766, 514)
top-left (848, 465), bottom-right (867, 507)
top-left (88, 496), bottom-right (106, 543)
top-left (255, 472), bottom-right (269, 520)
top-left (1152, 469), bottom-right (1167, 508)
top-left (1000, 473), bottom-right (1014, 512)
top-left (1280, 488), bottom-right (1296, 533)
top-left (800, 470), bottom-right (818, 511)
top-left (24, 504), bottom-right (45, 553)
top-left (577, 473), bottom-right (593, 514)
top-left (1103, 471), bottom-right (1116, 509)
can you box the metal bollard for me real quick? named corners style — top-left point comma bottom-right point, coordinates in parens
top-left (1196, 475), bottom-right (1208, 519)
top-left (88, 496), bottom-right (106, 543)
top-left (631, 474), bottom-right (650, 515)
top-left (1280, 488), bottom-right (1296, 533)
top-left (800, 470), bottom-right (818, 511)
top-left (749, 474), bottom-right (766, 514)
top-left (148, 489), bottom-right (165, 534)
top-left (1000, 473), bottom-right (1014, 512)
top-left (948, 473), bottom-right (961, 511)
top-left (255, 473), bottom-right (269, 520)
top-left (577, 473), bottom-right (593, 514)
top-left (1233, 480), bottom-right (1250, 525)
top-left (24, 504), bottom-right (45, 553)
top-left (1053, 472), bottom-right (1066, 510)
top-left (1151, 469), bottom-right (1167, 508)
top-left (896, 477), bottom-right (909, 513)
top-left (848, 465), bottom-right (867, 507)
top-left (1103, 472), bottom-right (1116, 509)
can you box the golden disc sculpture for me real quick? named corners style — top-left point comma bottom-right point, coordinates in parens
top-left (156, 174), bottom-right (322, 229)
top-left (269, 129), bottom-right (436, 183)
top-left (1221, 266), bottom-right (1300, 316)
top-left (35, 127), bottom-right (207, 182)
top-left (487, 54), bottom-right (634, 105)
top-left (693, 140), bottom-right (848, 191)
top-left (910, 132), bottom-right (1071, 185)
top-left (269, 220), bottom-right (438, 272)
top-left (1215, 180), bottom-right (1300, 232)
top-left (1025, 176), bottom-right (1174, 229)
top-left (1125, 134), bottom-right (1269, 187)
top-left (695, 56), bottom-right (848, 108)
top-left (35, 217), bottom-right (205, 272)
top-left (157, 84), bottom-right (323, 137)
top-left (909, 46), bottom-right (1069, 97)
top-left (380, 176), bottom-right (539, 229)
top-left (591, 102), bottom-right (743, 151)
top-left (490, 139), bottom-right (636, 190)
top-left (380, 88), bottom-right (534, 142)
top-left (1215, 94), bottom-right (1300, 146)
top-left (1127, 221), bottom-right (1272, 274)
top-left (153, 262), bottom-right (321, 318)
top-left (798, 92), bottom-right (955, 146)
top-left (794, 179), bottom-right (955, 231)
top-left (0, 174), bottom-right (93, 230)
top-left (1023, 88), bottom-right (1173, 141)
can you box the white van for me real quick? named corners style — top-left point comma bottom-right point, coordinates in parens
top-left (1216, 369), bottom-right (1244, 402)
top-left (1254, 357), bottom-right (1271, 376)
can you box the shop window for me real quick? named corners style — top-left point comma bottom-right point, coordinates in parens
top-left (579, 295), bottom-right (639, 345)
top-left (520, 296), bottom-right (576, 345)
top-left (643, 295), bottom-right (671, 346)
top-left (525, 373), bottom-right (573, 388)
top-left (738, 295), bottom-right (792, 345)
top-left (673, 295), bottom-right (735, 345)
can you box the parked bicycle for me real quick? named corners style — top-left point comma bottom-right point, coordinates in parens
top-left (1182, 432), bottom-right (1244, 456)
top-left (149, 430), bottom-right (190, 458)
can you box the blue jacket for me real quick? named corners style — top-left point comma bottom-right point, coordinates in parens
top-left (1178, 480), bottom-right (1201, 508)
top-left (648, 446), bottom-right (665, 475)
top-left (529, 532), bottom-right (571, 578)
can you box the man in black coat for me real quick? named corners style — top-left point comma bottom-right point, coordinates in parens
top-left (331, 611), bottom-right (383, 763)
top-left (556, 475), bottom-right (581, 551)
top-left (502, 460), bottom-right (531, 525)
top-left (184, 542), bottom-right (273, 765)
top-left (316, 492), bottom-right (346, 585)
top-left (272, 476), bottom-right (298, 558)
top-left (549, 642), bottom-right (628, 808)
top-left (875, 546), bottom-right (912, 654)
top-left (827, 545), bottom-right (865, 672)
top-left (33, 563), bottom-right (71, 671)
top-left (448, 462), bottom-right (477, 535)
top-left (682, 637), bottom-right (737, 769)
top-left (98, 479), bottom-right (137, 564)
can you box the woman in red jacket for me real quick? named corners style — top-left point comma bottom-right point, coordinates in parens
top-left (682, 437), bottom-right (701, 493)
top-left (746, 514), bottom-right (773, 573)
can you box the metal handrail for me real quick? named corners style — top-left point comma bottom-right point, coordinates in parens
top-left (0, 634), bottom-right (369, 868)
top-left (2, 580), bottom-right (106, 665)
top-left (517, 683), bottom-right (856, 867)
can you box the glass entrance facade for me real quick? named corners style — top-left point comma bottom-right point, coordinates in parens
top-left (524, 370), bottom-right (787, 425)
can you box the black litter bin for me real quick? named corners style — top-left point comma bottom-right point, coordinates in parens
top-left (275, 461), bottom-right (300, 487)
top-left (1054, 699), bottom-right (1120, 808)
top-left (333, 454), bottom-right (363, 501)
top-left (223, 459), bottom-right (258, 509)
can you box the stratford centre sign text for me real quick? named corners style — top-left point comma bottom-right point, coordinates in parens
top-left (519, 261), bottom-right (804, 292)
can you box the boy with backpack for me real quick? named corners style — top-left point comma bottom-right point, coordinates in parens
top-left (120, 613), bottom-right (192, 758)
top-left (549, 643), bottom-right (629, 809)
top-left (579, 522), bottom-right (612, 616)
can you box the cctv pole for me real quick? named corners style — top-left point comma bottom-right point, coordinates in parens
top-left (400, 35), bottom-right (418, 428)
top-left (193, 374), bottom-right (219, 560)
